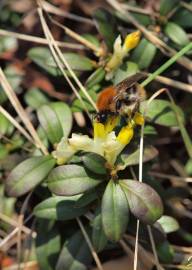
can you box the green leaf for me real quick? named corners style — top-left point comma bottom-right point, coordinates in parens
top-left (140, 99), bottom-right (185, 126)
top-left (51, 102), bottom-right (73, 139)
top-left (120, 180), bottom-right (163, 224)
top-left (28, 47), bottom-right (94, 75)
top-left (48, 164), bottom-right (103, 196)
top-left (75, 190), bottom-right (98, 208)
top-left (118, 145), bottom-right (158, 169)
top-left (102, 180), bottom-right (129, 241)
top-left (164, 22), bottom-right (190, 47)
top-left (93, 8), bottom-right (118, 51)
top-left (6, 155), bottom-right (55, 197)
top-left (157, 241), bottom-right (174, 263)
top-left (92, 208), bottom-right (108, 252)
top-left (160, 0), bottom-right (180, 16)
top-left (185, 159), bottom-right (192, 175)
top-left (83, 34), bottom-right (100, 47)
top-left (0, 113), bottom-right (12, 136)
top-left (82, 153), bottom-right (107, 175)
top-left (172, 7), bottom-right (192, 28)
top-left (56, 230), bottom-right (91, 270)
top-left (131, 38), bottom-right (157, 69)
top-left (72, 89), bottom-right (97, 112)
top-left (0, 144), bottom-right (8, 160)
top-left (0, 66), bottom-right (23, 104)
top-left (0, 36), bottom-right (17, 53)
top-left (37, 102), bottom-right (72, 144)
top-left (131, 12), bottom-right (152, 26)
top-left (24, 88), bottom-right (49, 109)
top-left (36, 220), bottom-right (61, 270)
top-left (34, 195), bottom-right (88, 220)
top-left (157, 215), bottom-right (179, 233)
top-left (113, 61), bottom-right (139, 85)
top-left (86, 67), bottom-right (105, 89)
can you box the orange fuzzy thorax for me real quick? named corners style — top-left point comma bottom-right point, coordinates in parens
top-left (96, 86), bottom-right (117, 112)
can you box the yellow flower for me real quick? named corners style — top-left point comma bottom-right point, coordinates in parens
top-left (123, 31), bottom-right (141, 51)
top-left (52, 113), bottom-right (144, 166)
top-left (106, 31), bottom-right (141, 78)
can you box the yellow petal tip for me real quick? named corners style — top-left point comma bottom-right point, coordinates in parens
top-left (124, 30), bottom-right (141, 50)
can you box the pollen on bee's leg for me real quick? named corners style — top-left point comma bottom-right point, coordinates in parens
top-left (133, 112), bottom-right (144, 125)
top-left (117, 123), bottom-right (134, 145)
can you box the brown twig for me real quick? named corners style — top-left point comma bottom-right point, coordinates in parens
top-left (77, 218), bottom-right (104, 270)
top-left (0, 68), bottom-right (48, 155)
top-left (0, 29), bottom-right (85, 50)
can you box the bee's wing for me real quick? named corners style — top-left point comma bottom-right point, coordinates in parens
top-left (115, 73), bottom-right (145, 92)
top-left (113, 73), bottom-right (146, 102)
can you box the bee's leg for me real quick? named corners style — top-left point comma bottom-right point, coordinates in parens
top-left (115, 99), bottom-right (122, 112)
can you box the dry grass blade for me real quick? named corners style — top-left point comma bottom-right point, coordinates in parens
top-left (164, 90), bottom-right (192, 159)
top-left (145, 73), bottom-right (192, 94)
top-left (0, 213), bottom-right (36, 251)
top-left (133, 88), bottom-right (166, 270)
top-left (41, 0), bottom-right (94, 25)
top-left (0, 29), bottom-right (86, 50)
top-left (48, 16), bottom-right (102, 56)
top-left (147, 225), bottom-right (163, 270)
top-left (0, 106), bottom-right (34, 143)
top-left (149, 171), bottom-right (192, 183)
top-left (0, 68), bottom-right (48, 155)
top-left (77, 217), bottom-right (104, 270)
top-left (17, 214), bottom-right (24, 270)
top-left (37, 6), bottom-right (91, 118)
top-left (36, 2), bottom-right (98, 112)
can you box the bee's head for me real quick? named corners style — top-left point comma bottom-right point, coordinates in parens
top-left (94, 112), bottom-right (108, 123)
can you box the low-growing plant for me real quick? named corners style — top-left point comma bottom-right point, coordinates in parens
top-left (1, 1), bottom-right (192, 269)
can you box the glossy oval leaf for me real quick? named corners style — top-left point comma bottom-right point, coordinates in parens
top-left (48, 165), bottom-right (103, 196)
top-left (34, 195), bottom-right (88, 220)
top-left (160, 0), bottom-right (180, 15)
top-left (24, 88), bottom-right (49, 109)
top-left (172, 8), bottom-right (192, 28)
top-left (131, 38), bottom-right (157, 69)
top-left (47, 52), bottom-right (94, 71)
top-left (157, 215), bottom-right (179, 233)
top-left (37, 102), bottom-right (72, 144)
top-left (36, 220), bottom-right (61, 270)
top-left (28, 47), bottom-right (94, 75)
top-left (140, 99), bottom-right (185, 126)
top-left (92, 208), bottom-right (108, 252)
top-left (102, 180), bottom-right (129, 241)
top-left (82, 152), bottom-right (107, 175)
top-left (74, 190), bottom-right (98, 208)
top-left (131, 12), bottom-right (152, 26)
top-left (164, 22), bottom-right (189, 47)
top-left (157, 241), bottom-right (174, 263)
top-left (120, 180), bottom-right (163, 224)
top-left (86, 67), bottom-right (105, 89)
top-left (6, 155), bottom-right (55, 197)
top-left (50, 102), bottom-right (73, 138)
top-left (56, 230), bottom-right (91, 270)
top-left (119, 145), bottom-right (158, 170)
top-left (113, 61), bottom-right (139, 85)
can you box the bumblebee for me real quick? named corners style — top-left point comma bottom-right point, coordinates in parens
top-left (96, 73), bottom-right (146, 123)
